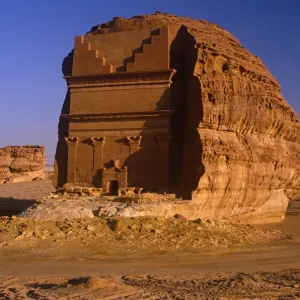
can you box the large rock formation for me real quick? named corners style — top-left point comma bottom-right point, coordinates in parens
top-left (54, 12), bottom-right (300, 223)
top-left (0, 146), bottom-right (46, 183)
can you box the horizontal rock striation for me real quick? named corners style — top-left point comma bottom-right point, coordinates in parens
top-left (86, 13), bottom-right (300, 223)
top-left (0, 146), bottom-right (46, 184)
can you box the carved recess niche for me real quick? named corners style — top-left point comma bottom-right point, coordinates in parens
top-left (101, 159), bottom-right (128, 193)
top-left (90, 137), bottom-right (106, 171)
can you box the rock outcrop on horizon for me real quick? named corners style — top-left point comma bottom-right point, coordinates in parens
top-left (0, 146), bottom-right (47, 184)
top-left (55, 12), bottom-right (300, 223)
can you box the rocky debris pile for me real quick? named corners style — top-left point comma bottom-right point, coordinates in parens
top-left (120, 192), bottom-right (178, 203)
top-left (19, 191), bottom-right (184, 221)
top-left (57, 184), bottom-right (103, 196)
top-left (0, 215), bottom-right (288, 253)
top-left (18, 190), bottom-right (292, 223)
top-left (19, 201), bottom-right (95, 220)
top-left (18, 194), bottom-right (177, 221)
top-left (0, 146), bottom-right (48, 184)
top-left (57, 184), bottom-right (178, 202)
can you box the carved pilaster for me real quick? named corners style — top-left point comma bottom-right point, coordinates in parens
top-left (127, 136), bottom-right (142, 154)
top-left (65, 137), bottom-right (79, 183)
top-left (126, 136), bottom-right (142, 186)
top-left (91, 137), bottom-right (106, 171)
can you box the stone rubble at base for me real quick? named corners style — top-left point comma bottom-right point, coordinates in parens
top-left (19, 190), bottom-right (286, 224)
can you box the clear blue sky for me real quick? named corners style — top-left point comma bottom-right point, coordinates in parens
top-left (0, 0), bottom-right (299, 164)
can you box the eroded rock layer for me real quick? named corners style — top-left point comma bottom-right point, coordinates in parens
top-left (0, 146), bottom-right (46, 183)
top-left (88, 13), bottom-right (300, 222)
top-left (55, 12), bottom-right (299, 223)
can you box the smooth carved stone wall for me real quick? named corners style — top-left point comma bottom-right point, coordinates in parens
top-left (54, 23), bottom-right (176, 193)
top-left (0, 146), bottom-right (46, 183)
top-left (54, 13), bottom-right (300, 223)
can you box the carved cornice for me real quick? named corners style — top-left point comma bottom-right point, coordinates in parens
top-left (61, 110), bottom-right (173, 121)
top-left (64, 69), bottom-right (176, 88)
top-left (65, 137), bottom-right (79, 145)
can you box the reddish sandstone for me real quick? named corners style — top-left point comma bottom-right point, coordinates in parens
top-left (53, 13), bottom-right (300, 223)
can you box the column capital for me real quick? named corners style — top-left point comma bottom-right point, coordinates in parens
top-left (91, 137), bottom-right (106, 145)
top-left (65, 137), bottom-right (79, 146)
top-left (127, 136), bottom-right (142, 146)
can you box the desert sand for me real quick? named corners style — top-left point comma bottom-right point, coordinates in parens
top-left (0, 180), bottom-right (299, 299)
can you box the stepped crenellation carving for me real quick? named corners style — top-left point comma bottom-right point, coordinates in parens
top-left (72, 36), bottom-right (113, 75)
top-left (126, 26), bottom-right (169, 72)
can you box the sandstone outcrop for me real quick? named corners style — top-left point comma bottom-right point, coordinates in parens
top-left (54, 12), bottom-right (300, 223)
top-left (0, 146), bottom-right (46, 183)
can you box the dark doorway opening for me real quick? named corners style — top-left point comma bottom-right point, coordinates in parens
top-left (109, 180), bottom-right (119, 195)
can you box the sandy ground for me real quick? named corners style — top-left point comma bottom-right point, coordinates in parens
top-left (0, 180), bottom-right (299, 299)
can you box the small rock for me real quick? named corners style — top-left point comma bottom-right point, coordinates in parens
top-left (128, 224), bottom-right (138, 230)
top-left (15, 231), bottom-right (33, 240)
top-left (151, 228), bottom-right (162, 234)
top-left (86, 225), bottom-right (95, 231)
top-left (193, 218), bottom-right (202, 224)
top-left (107, 219), bottom-right (119, 231)
top-left (97, 206), bottom-right (118, 218)
top-left (142, 223), bottom-right (153, 230)
top-left (173, 214), bottom-right (186, 220)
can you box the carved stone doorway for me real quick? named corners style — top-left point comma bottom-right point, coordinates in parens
top-left (109, 180), bottom-right (119, 195)
top-left (100, 160), bottom-right (128, 194)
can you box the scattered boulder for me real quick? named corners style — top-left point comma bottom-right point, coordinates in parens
top-left (0, 146), bottom-right (48, 184)
top-left (173, 214), bottom-right (187, 220)
top-left (97, 206), bottom-right (118, 218)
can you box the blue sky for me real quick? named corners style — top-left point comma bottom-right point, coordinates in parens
top-left (0, 0), bottom-right (299, 163)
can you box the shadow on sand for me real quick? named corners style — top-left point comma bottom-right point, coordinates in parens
top-left (0, 197), bottom-right (37, 217)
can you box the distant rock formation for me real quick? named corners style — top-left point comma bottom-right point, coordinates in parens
top-left (0, 146), bottom-right (48, 183)
top-left (54, 12), bottom-right (300, 223)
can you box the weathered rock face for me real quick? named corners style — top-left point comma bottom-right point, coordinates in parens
top-left (0, 146), bottom-right (46, 183)
top-left (55, 12), bottom-right (300, 223)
